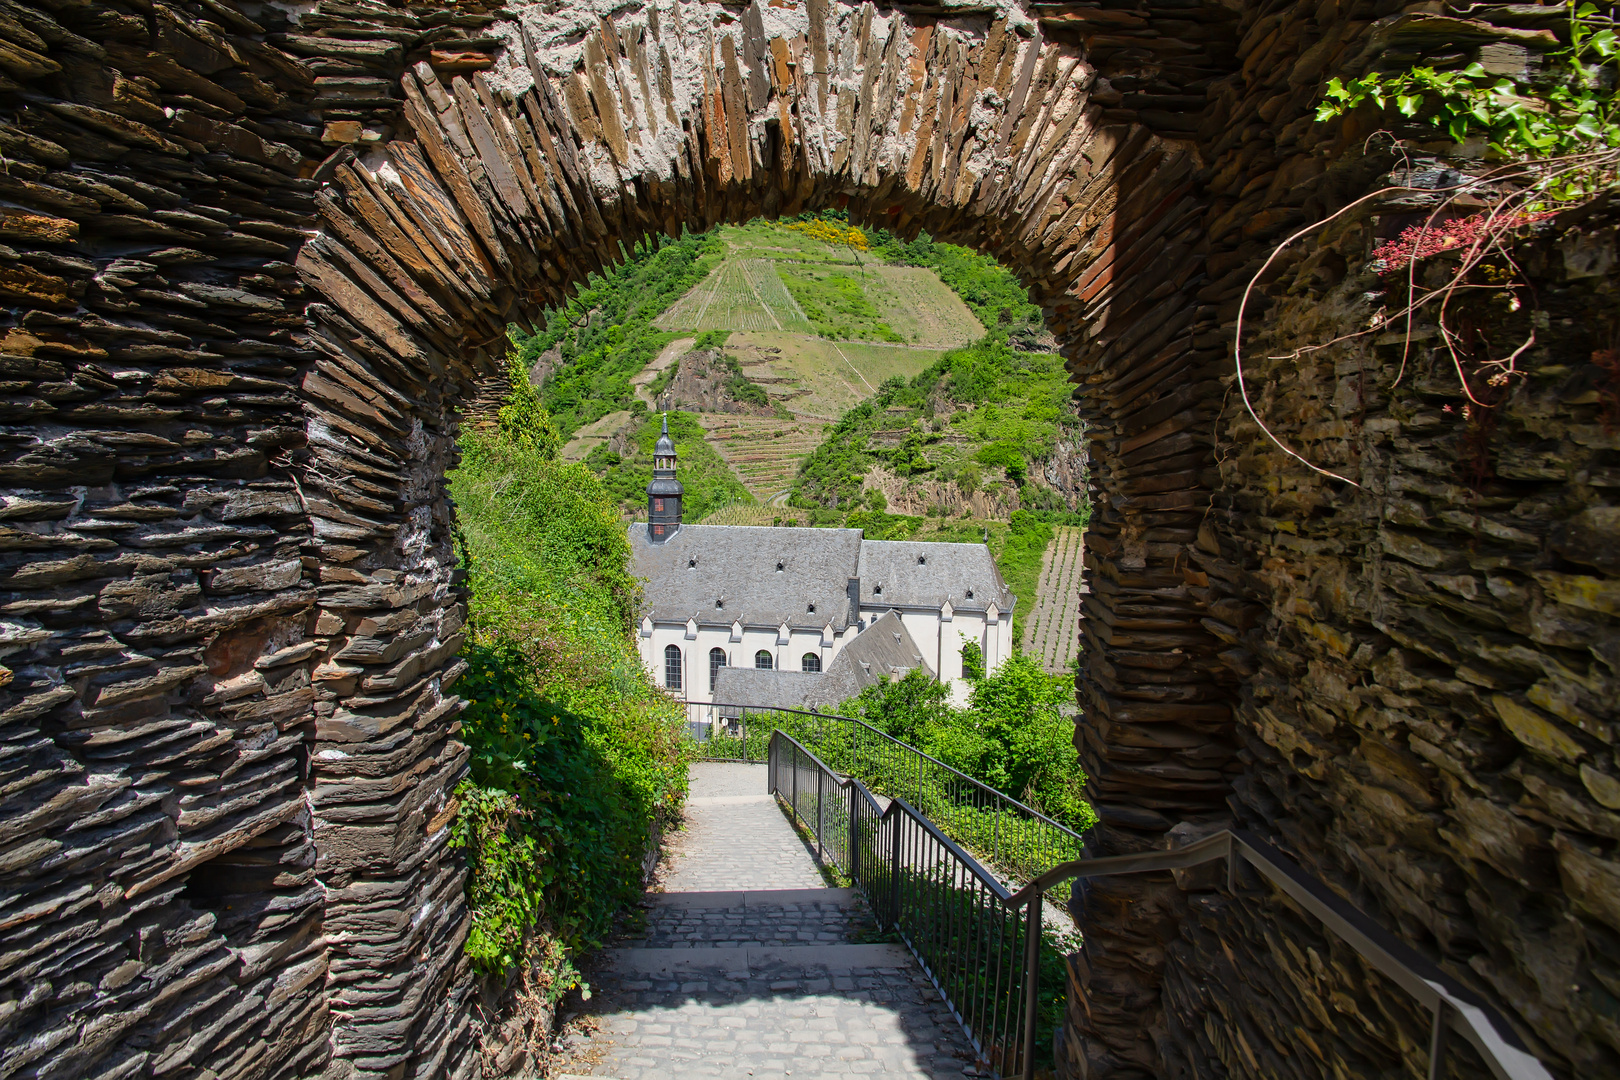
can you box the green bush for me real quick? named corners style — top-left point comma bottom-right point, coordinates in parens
top-left (837, 662), bottom-right (1093, 834)
top-left (449, 371), bottom-right (691, 986)
top-left (975, 440), bottom-right (1027, 481)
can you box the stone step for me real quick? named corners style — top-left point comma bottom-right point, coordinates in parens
top-left (630, 888), bottom-right (871, 950)
top-left (604, 942), bottom-right (912, 977)
top-left (645, 887), bottom-right (857, 907)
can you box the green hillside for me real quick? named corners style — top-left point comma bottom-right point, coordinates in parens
top-left (585, 410), bottom-right (753, 521)
top-left (792, 339), bottom-right (1079, 510)
top-left (514, 230), bottom-right (723, 437)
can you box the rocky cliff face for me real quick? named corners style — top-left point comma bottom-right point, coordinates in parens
top-left (0, 1), bottom-right (1610, 1079)
top-left (663, 348), bottom-right (777, 415)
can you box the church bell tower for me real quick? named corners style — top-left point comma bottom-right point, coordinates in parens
top-left (646, 414), bottom-right (683, 542)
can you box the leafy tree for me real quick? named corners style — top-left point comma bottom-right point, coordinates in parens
top-left (842, 667), bottom-right (952, 745)
top-left (836, 655), bottom-right (1093, 832)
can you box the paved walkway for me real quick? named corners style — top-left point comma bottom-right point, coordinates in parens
top-left (558, 762), bottom-right (978, 1080)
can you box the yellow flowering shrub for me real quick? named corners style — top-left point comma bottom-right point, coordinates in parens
top-left (785, 219), bottom-right (870, 251)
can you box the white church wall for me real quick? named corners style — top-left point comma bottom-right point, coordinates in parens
top-left (641, 621), bottom-right (862, 704)
top-left (640, 605), bottom-right (1013, 713)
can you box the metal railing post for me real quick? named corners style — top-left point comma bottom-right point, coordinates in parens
top-left (848, 789), bottom-right (861, 885)
top-left (1428, 1001), bottom-right (1450, 1080)
top-left (1022, 892), bottom-right (1042, 1080)
top-left (817, 765), bottom-right (825, 862)
top-left (889, 813), bottom-right (902, 929)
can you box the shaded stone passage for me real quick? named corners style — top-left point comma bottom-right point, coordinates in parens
top-left (559, 763), bottom-right (978, 1079)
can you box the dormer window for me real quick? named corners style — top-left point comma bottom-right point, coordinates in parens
top-left (776, 561), bottom-right (784, 572)
top-left (966, 589), bottom-right (974, 599)
top-left (918, 555), bottom-right (926, 565)
top-left (874, 584), bottom-right (882, 595)
top-left (688, 557), bottom-right (697, 568)
top-left (715, 599), bottom-right (723, 609)
top-left (807, 603), bottom-right (815, 613)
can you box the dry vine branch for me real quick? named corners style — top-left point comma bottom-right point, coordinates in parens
top-left (1233, 147), bottom-right (1620, 485)
top-left (1233, 181), bottom-right (1476, 488)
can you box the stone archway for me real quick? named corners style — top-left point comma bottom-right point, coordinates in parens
top-left (0, 1), bottom-right (1614, 1079)
top-left (295, 8), bottom-right (1232, 1068)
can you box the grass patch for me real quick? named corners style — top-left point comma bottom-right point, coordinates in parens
top-left (777, 264), bottom-right (903, 342)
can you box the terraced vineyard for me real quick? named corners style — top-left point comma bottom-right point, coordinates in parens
top-left (696, 504), bottom-right (788, 526)
top-left (1020, 526), bottom-right (1087, 674)
top-left (653, 258), bottom-right (814, 334)
top-left (873, 266), bottom-right (985, 347)
top-left (696, 414), bottom-right (828, 501)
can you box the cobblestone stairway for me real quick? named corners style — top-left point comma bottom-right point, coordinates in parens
top-left (558, 762), bottom-right (978, 1080)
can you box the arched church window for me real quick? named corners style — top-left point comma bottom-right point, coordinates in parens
top-left (755, 650), bottom-right (773, 670)
top-left (801, 653), bottom-right (821, 673)
top-left (709, 647), bottom-right (726, 692)
top-left (664, 644), bottom-right (682, 690)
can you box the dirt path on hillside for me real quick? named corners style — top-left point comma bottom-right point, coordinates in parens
top-left (633, 336), bottom-right (695, 409)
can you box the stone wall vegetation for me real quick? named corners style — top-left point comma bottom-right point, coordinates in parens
top-left (0, 0), bottom-right (1613, 1078)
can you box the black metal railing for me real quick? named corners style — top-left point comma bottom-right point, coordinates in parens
top-left (682, 700), bottom-right (1090, 902)
top-left (770, 730), bottom-right (1045, 1079)
top-left (1015, 832), bottom-right (1555, 1080)
top-left (768, 727), bottom-right (1554, 1080)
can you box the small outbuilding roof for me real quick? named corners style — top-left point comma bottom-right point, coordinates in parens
top-left (712, 611), bottom-right (933, 714)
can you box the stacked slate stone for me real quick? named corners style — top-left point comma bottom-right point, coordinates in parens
top-left (0, 1), bottom-right (1612, 1079)
top-left (0, 1), bottom-right (511, 1078)
top-left (1052, 4), bottom-right (1620, 1080)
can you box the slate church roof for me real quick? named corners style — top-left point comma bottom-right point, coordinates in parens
top-left (857, 539), bottom-right (1012, 612)
top-left (628, 524), bottom-right (1014, 630)
top-left (628, 524), bottom-right (863, 631)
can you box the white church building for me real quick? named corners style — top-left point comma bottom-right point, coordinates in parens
top-left (629, 419), bottom-right (1015, 714)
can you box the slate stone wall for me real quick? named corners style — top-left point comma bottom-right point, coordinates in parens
top-left (0, 1), bottom-right (1611, 1079)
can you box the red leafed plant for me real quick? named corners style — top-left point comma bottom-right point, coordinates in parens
top-left (1370, 210), bottom-right (1557, 275)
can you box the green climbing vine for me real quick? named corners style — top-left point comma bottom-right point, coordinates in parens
top-left (1317, 2), bottom-right (1618, 171)
top-left (1234, 3), bottom-right (1620, 488)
